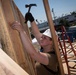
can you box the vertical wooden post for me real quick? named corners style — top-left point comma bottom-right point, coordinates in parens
top-left (43, 0), bottom-right (64, 75)
top-left (0, 0), bottom-right (36, 75)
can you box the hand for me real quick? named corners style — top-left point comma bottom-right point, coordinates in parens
top-left (12, 21), bottom-right (24, 32)
top-left (25, 12), bottom-right (34, 23)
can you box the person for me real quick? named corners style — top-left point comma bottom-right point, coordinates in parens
top-left (12, 12), bottom-right (59, 75)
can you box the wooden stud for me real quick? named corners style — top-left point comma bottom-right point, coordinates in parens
top-left (43, 0), bottom-right (64, 75)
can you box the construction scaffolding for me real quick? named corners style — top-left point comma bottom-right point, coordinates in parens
top-left (58, 26), bottom-right (76, 75)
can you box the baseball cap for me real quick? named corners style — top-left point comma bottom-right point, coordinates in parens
top-left (43, 29), bottom-right (57, 38)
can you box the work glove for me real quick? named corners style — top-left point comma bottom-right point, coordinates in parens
top-left (25, 12), bottom-right (34, 23)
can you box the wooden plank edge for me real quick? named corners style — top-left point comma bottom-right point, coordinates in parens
top-left (0, 48), bottom-right (29, 75)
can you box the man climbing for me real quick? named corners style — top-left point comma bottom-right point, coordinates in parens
top-left (12, 12), bottom-right (59, 75)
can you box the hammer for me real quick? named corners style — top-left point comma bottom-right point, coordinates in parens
top-left (25, 4), bottom-right (37, 13)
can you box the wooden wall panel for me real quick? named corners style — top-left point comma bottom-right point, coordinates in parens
top-left (12, 1), bottom-right (36, 75)
top-left (0, 0), bottom-right (18, 63)
top-left (0, 0), bottom-right (36, 75)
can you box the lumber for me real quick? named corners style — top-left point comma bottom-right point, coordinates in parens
top-left (0, 0), bottom-right (18, 63)
top-left (0, 0), bottom-right (36, 75)
top-left (12, 2), bottom-right (36, 75)
top-left (43, 0), bottom-right (64, 75)
top-left (0, 48), bottom-right (29, 75)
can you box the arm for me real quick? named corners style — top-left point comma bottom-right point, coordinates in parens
top-left (31, 21), bottom-right (42, 43)
top-left (12, 21), bottom-right (49, 65)
top-left (25, 13), bottom-right (42, 43)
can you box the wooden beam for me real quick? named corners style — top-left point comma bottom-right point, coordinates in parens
top-left (42, 0), bottom-right (64, 75)
top-left (0, 0), bottom-right (18, 63)
top-left (0, 48), bottom-right (29, 75)
top-left (12, 2), bottom-right (36, 75)
top-left (0, 0), bottom-right (36, 75)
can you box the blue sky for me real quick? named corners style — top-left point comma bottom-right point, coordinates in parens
top-left (14, 0), bottom-right (76, 24)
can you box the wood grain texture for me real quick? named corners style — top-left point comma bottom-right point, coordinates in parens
top-left (0, 48), bottom-right (29, 75)
top-left (0, 0), bottom-right (36, 75)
